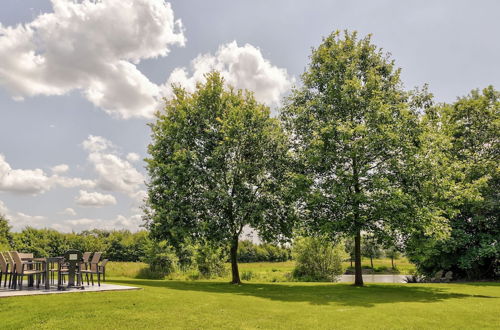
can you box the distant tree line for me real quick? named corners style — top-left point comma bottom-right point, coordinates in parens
top-left (0, 217), bottom-right (291, 264)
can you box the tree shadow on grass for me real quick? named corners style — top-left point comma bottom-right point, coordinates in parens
top-left (110, 279), bottom-right (499, 307)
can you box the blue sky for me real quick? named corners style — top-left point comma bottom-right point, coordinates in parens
top-left (1, 0), bottom-right (499, 232)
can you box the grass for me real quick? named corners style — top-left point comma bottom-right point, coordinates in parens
top-left (105, 257), bottom-right (415, 282)
top-left (0, 278), bottom-right (498, 329)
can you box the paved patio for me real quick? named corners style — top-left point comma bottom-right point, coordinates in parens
top-left (0, 283), bottom-right (141, 298)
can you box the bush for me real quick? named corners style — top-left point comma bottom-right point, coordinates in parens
top-left (141, 240), bottom-right (178, 277)
top-left (292, 236), bottom-right (347, 282)
top-left (195, 243), bottom-right (227, 278)
top-left (241, 270), bottom-right (254, 281)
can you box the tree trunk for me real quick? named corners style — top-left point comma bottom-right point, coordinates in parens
top-left (370, 256), bottom-right (373, 269)
top-left (354, 230), bottom-right (363, 286)
top-left (352, 155), bottom-right (363, 286)
top-left (230, 237), bottom-right (241, 284)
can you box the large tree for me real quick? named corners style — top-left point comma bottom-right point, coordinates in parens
top-left (407, 86), bottom-right (499, 279)
top-left (145, 72), bottom-right (292, 284)
top-left (281, 31), bottom-right (443, 286)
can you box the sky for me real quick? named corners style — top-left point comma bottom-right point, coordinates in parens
top-left (0, 0), bottom-right (499, 232)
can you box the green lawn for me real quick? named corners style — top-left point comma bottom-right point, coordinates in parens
top-left (1, 278), bottom-right (498, 329)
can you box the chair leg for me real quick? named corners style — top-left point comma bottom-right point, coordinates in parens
top-left (91, 273), bottom-right (94, 286)
top-left (97, 272), bottom-right (100, 287)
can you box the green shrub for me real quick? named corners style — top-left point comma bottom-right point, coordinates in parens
top-left (142, 240), bottom-right (178, 276)
top-left (195, 243), bottom-right (227, 278)
top-left (292, 236), bottom-right (347, 282)
top-left (241, 270), bottom-right (254, 281)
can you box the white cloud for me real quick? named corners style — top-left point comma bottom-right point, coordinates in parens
top-left (0, 0), bottom-right (185, 119)
top-left (1, 199), bottom-right (141, 232)
top-left (53, 176), bottom-right (96, 189)
top-left (51, 164), bottom-right (69, 174)
top-left (0, 154), bottom-right (95, 195)
top-left (0, 200), bottom-right (47, 231)
top-left (75, 190), bottom-right (117, 207)
top-left (0, 200), bottom-right (8, 215)
top-left (82, 135), bottom-right (145, 197)
top-left (61, 214), bottom-right (143, 232)
top-left (163, 41), bottom-right (294, 107)
top-left (0, 154), bottom-right (51, 194)
top-left (59, 207), bottom-right (77, 216)
top-left (126, 152), bottom-right (141, 162)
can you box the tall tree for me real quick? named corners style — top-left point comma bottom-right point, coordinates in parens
top-left (281, 31), bottom-right (443, 286)
top-left (145, 72), bottom-right (293, 284)
top-left (407, 86), bottom-right (499, 279)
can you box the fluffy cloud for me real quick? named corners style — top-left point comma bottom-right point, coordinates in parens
top-left (51, 164), bottom-right (69, 174)
top-left (0, 0), bottom-right (185, 119)
top-left (126, 153), bottom-right (141, 162)
top-left (0, 200), bottom-right (47, 231)
top-left (82, 135), bottom-right (145, 198)
top-left (75, 190), bottom-right (117, 207)
top-left (59, 207), bottom-right (77, 216)
top-left (163, 41), bottom-right (294, 106)
top-left (60, 214), bottom-right (143, 232)
top-left (0, 155), bottom-right (51, 194)
top-left (0, 154), bottom-right (95, 195)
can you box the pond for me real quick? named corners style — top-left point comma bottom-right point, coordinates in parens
top-left (339, 274), bottom-right (408, 283)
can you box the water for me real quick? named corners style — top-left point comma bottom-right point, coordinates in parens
top-left (339, 274), bottom-right (408, 283)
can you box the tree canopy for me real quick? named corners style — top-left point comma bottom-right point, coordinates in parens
top-left (281, 31), bottom-right (444, 286)
top-left (407, 86), bottom-right (499, 279)
top-left (145, 72), bottom-right (293, 283)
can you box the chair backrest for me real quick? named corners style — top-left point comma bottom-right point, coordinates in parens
top-left (82, 252), bottom-right (92, 263)
top-left (444, 271), bottom-right (453, 279)
top-left (0, 253), bottom-right (7, 272)
top-left (3, 251), bottom-right (14, 265)
top-left (90, 252), bottom-right (102, 271)
top-left (434, 270), bottom-right (444, 279)
top-left (10, 251), bottom-right (24, 273)
top-left (100, 259), bottom-right (109, 267)
top-left (91, 252), bottom-right (102, 264)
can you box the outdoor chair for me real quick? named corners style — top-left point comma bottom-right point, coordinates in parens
top-left (98, 259), bottom-right (109, 282)
top-left (443, 271), bottom-right (453, 282)
top-left (2, 252), bottom-right (15, 288)
top-left (431, 270), bottom-right (444, 283)
top-left (10, 251), bottom-right (45, 290)
top-left (0, 252), bottom-right (15, 288)
top-left (18, 253), bottom-right (34, 260)
top-left (80, 252), bottom-right (102, 286)
top-left (80, 252), bottom-right (92, 283)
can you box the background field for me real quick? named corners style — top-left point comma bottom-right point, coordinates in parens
top-left (105, 257), bottom-right (416, 282)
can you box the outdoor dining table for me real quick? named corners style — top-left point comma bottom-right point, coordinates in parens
top-left (33, 257), bottom-right (64, 290)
